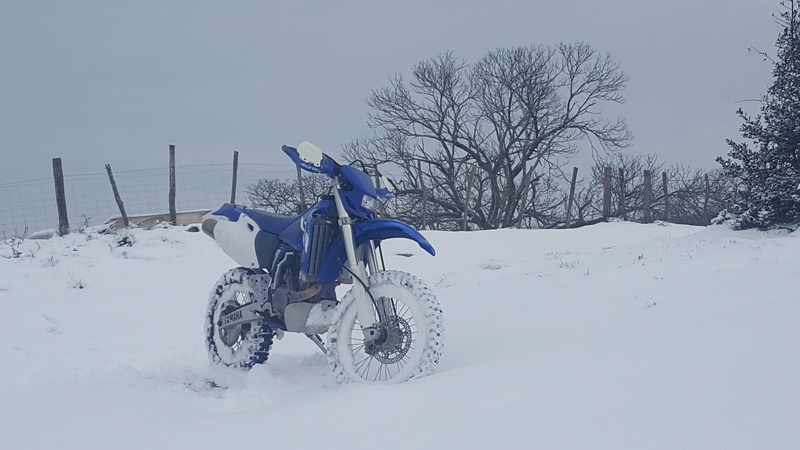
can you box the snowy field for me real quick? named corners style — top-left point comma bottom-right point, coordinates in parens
top-left (1, 221), bottom-right (798, 449)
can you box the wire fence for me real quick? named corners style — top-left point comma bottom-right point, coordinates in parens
top-left (0, 162), bottom-right (295, 237)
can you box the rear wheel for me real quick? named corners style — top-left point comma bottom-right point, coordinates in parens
top-left (326, 270), bottom-right (444, 383)
top-left (205, 268), bottom-right (273, 370)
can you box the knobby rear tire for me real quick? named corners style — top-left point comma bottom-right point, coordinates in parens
top-left (205, 268), bottom-right (273, 370)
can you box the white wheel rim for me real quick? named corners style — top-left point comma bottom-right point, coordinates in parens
top-left (336, 282), bottom-right (429, 383)
top-left (211, 284), bottom-right (252, 363)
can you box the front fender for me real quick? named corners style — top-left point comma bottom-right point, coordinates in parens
top-left (316, 219), bottom-right (435, 284)
top-left (353, 219), bottom-right (435, 256)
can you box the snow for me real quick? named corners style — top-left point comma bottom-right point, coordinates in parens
top-left (1, 221), bottom-right (798, 449)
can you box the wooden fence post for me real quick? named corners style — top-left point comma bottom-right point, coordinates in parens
top-left (517, 166), bottom-right (532, 228)
top-left (105, 164), bottom-right (129, 228)
top-left (230, 150), bottom-right (239, 204)
top-left (703, 173), bottom-right (710, 225)
top-left (52, 158), bottom-right (69, 236)
top-left (566, 167), bottom-right (578, 228)
top-left (662, 171), bottom-right (669, 222)
top-left (643, 170), bottom-right (652, 223)
top-left (602, 167), bottom-right (612, 219)
top-left (373, 165), bottom-right (386, 218)
top-left (421, 187), bottom-right (429, 230)
top-left (169, 145), bottom-right (177, 225)
top-left (618, 168), bottom-right (626, 220)
top-left (462, 166), bottom-right (476, 231)
top-left (418, 161), bottom-right (428, 230)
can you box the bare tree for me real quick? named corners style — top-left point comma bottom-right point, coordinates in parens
top-left (345, 43), bottom-right (631, 230)
top-left (246, 175), bottom-right (332, 215)
top-left (662, 166), bottom-right (732, 225)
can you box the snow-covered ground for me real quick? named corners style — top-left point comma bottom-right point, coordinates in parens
top-left (1, 221), bottom-right (798, 449)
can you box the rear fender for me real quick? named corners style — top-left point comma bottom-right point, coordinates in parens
top-left (203, 205), bottom-right (283, 269)
top-left (316, 219), bottom-right (435, 284)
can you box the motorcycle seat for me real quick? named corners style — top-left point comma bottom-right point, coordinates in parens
top-left (247, 208), bottom-right (300, 235)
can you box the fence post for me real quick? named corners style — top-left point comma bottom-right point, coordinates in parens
top-left (421, 187), bottom-right (429, 230)
top-left (372, 165), bottom-right (386, 218)
top-left (105, 164), bottom-right (129, 228)
top-left (462, 166), bottom-right (476, 231)
top-left (230, 150), bottom-right (239, 204)
top-left (52, 158), bottom-right (69, 236)
top-left (618, 168), bottom-right (626, 220)
top-left (517, 166), bottom-right (532, 228)
top-left (602, 167), bottom-right (612, 219)
top-left (417, 161), bottom-right (428, 230)
top-left (565, 167), bottom-right (578, 228)
top-left (662, 171), bottom-right (669, 222)
top-left (703, 173), bottom-right (710, 225)
top-left (169, 145), bottom-right (177, 225)
top-left (643, 170), bottom-right (652, 223)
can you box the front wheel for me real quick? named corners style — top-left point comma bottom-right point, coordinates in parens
top-left (326, 270), bottom-right (444, 383)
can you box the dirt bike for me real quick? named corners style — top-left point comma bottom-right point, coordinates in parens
top-left (201, 142), bottom-right (443, 383)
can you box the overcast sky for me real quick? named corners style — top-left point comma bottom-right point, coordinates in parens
top-left (0, 0), bottom-right (778, 183)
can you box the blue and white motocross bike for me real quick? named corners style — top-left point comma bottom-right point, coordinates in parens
top-left (201, 142), bottom-right (443, 383)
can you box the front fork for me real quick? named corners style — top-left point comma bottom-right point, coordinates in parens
top-left (333, 190), bottom-right (380, 337)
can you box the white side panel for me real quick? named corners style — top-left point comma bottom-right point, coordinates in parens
top-left (213, 215), bottom-right (260, 268)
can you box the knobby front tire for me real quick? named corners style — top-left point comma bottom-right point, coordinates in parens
top-left (326, 270), bottom-right (444, 384)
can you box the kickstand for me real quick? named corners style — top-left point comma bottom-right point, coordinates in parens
top-left (306, 334), bottom-right (327, 354)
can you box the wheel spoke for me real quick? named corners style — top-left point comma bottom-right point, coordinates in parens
top-left (329, 270), bottom-right (443, 383)
top-left (350, 343), bottom-right (365, 353)
top-left (397, 302), bottom-right (409, 314)
top-left (359, 357), bottom-right (374, 379)
top-left (385, 362), bottom-right (395, 380)
top-left (377, 362), bottom-right (387, 382)
top-left (354, 355), bottom-right (372, 372)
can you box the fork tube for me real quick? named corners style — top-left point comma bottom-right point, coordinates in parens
top-left (366, 241), bottom-right (380, 273)
top-left (365, 241), bottom-right (393, 320)
top-left (333, 190), bottom-right (376, 327)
